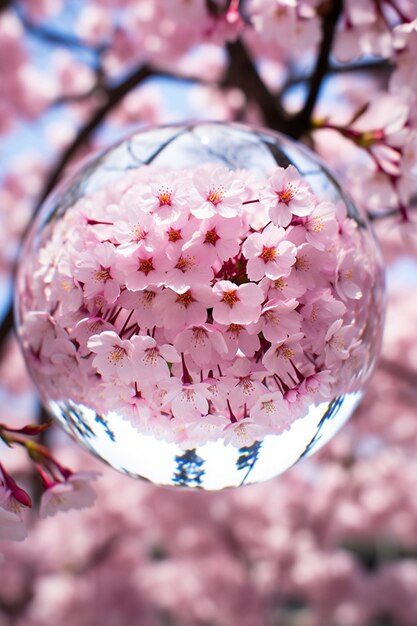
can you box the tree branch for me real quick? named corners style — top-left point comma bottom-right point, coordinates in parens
top-left (0, 304), bottom-right (13, 357)
top-left (18, 11), bottom-right (108, 55)
top-left (223, 38), bottom-right (291, 134)
top-left (0, 0), bottom-right (13, 13)
top-left (205, 0), bottom-right (232, 18)
top-left (36, 64), bottom-right (153, 208)
top-left (379, 358), bottom-right (417, 387)
top-left (283, 58), bottom-right (392, 91)
top-left (0, 63), bottom-right (154, 349)
top-left (223, 2), bottom-right (344, 138)
top-left (290, 0), bottom-right (344, 134)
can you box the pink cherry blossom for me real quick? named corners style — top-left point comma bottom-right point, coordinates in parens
top-left (155, 285), bottom-right (215, 330)
top-left (87, 331), bottom-right (135, 384)
top-left (75, 4), bottom-right (113, 45)
top-left (164, 249), bottom-right (213, 293)
top-left (73, 241), bottom-right (121, 304)
top-left (220, 322), bottom-right (261, 359)
top-left (242, 223), bottom-right (297, 281)
top-left (304, 201), bottom-right (339, 251)
top-left (125, 171), bottom-right (190, 225)
top-left (259, 273), bottom-right (306, 301)
top-left (250, 390), bottom-right (289, 431)
top-left (301, 289), bottom-right (347, 350)
top-left (174, 324), bottom-right (227, 367)
top-left (336, 250), bottom-right (365, 300)
top-left (222, 417), bottom-right (268, 447)
top-left (183, 215), bottom-right (242, 264)
top-left (112, 208), bottom-right (162, 253)
top-left (225, 357), bottom-right (268, 410)
top-left (291, 243), bottom-right (332, 288)
top-left (117, 288), bottom-right (163, 330)
top-left (49, 271), bottom-right (83, 313)
top-left (260, 165), bottom-right (315, 227)
top-left (212, 280), bottom-right (264, 324)
top-left (299, 369), bottom-right (334, 402)
top-left (162, 378), bottom-right (211, 420)
top-left (249, 298), bottom-right (302, 343)
top-left (324, 320), bottom-right (356, 367)
top-left (0, 472), bottom-right (30, 542)
top-left (262, 332), bottom-right (305, 385)
top-left (40, 472), bottom-right (100, 518)
top-left (248, 0), bottom-right (321, 50)
top-left (0, 507), bottom-right (27, 541)
top-left (131, 335), bottom-right (179, 381)
top-left (203, 374), bottom-right (231, 412)
top-left (183, 412), bottom-right (229, 446)
top-left (106, 381), bottom-right (153, 425)
top-left (189, 165), bottom-right (245, 219)
top-left (122, 248), bottom-right (172, 291)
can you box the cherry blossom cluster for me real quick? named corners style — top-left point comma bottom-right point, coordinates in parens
top-left (2, 229), bottom-right (417, 623)
top-left (0, 421), bottom-right (99, 547)
top-left (18, 162), bottom-right (376, 449)
top-left (312, 18), bottom-right (417, 222)
top-left (2, 2), bottom-right (416, 297)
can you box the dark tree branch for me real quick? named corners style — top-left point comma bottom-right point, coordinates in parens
top-left (283, 58), bottom-right (392, 91)
top-left (290, 0), bottom-right (344, 133)
top-left (0, 304), bottom-right (13, 358)
top-left (379, 358), bottom-right (417, 387)
top-left (205, 0), bottom-right (230, 18)
top-left (368, 204), bottom-right (417, 221)
top-left (51, 67), bottom-right (205, 108)
top-left (223, 2), bottom-right (344, 138)
top-left (223, 39), bottom-right (291, 135)
top-left (0, 63), bottom-right (154, 348)
top-left (36, 64), bottom-right (153, 209)
top-left (18, 10), bottom-right (107, 55)
top-left (0, 0), bottom-right (13, 13)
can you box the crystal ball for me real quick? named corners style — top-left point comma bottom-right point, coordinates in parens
top-left (15, 122), bottom-right (385, 489)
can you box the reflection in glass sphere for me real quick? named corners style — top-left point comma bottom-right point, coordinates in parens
top-left (15, 122), bottom-right (385, 489)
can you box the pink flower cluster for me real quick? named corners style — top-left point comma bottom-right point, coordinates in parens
top-left (0, 421), bottom-right (100, 552)
top-left (18, 162), bottom-right (376, 448)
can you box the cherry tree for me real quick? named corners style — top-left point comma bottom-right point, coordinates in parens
top-left (1, 1), bottom-right (417, 625)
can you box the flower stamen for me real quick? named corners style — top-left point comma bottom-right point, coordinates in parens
top-left (222, 289), bottom-right (240, 307)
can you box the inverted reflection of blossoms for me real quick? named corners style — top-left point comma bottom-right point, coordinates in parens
top-left (15, 123), bottom-right (385, 488)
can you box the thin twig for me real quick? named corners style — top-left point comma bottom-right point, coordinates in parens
top-left (18, 10), bottom-right (107, 55)
top-left (283, 58), bottom-right (392, 91)
top-left (37, 64), bottom-right (153, 208)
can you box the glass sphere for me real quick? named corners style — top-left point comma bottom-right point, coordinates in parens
top-left (15, 122), bottom-right (385, 489)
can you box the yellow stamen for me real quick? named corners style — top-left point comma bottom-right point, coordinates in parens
top-left (207, 185), bottom-right (224, 205)
top-left (138, 259), bottom-right (154, 275)
top-left (93, 267), bottom-right (112, 282)
top-left (168, 228), bottom-right (182, 242)
top-left (261, 399), bottom-right (276, 415)
top-left (158, 186), bottom-right (172, 206)
top-left (176, 290), bottom-right (194, 308)
top-left (278, 185), bottom-right (295, 204)
top-left (108, 345), bottom-right (126, 364)
top-left (259, 246), bottom-right (278, 262)
top-left (176, 255), bottom-right (195, 272)
top-left (274, 277), bottom-right (288, 291)
top-left (143, 347), bottom-right (159, 367)
top-left (204, 228), bottom-right (220, 245)
top-left (222, 290), bottom-right (239, 307)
